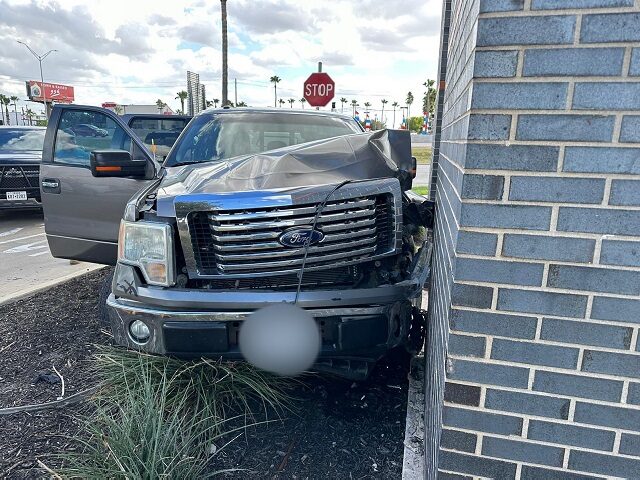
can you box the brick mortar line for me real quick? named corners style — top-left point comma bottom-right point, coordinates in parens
top-left (442, 385), bottom-right (640, 415)
top-left (585, 295), bottom-right (594, 319)
top-left (527, 368), bottom-right (535, 389)
top-left (452, 278), bottom-right (640, 299)
top-left (601, 177), bottom-right (613, 207)
top-left (630, 328), bottom-right (640, 352)
top-left (550, 205), bottom-right (559, 232)
top-left (573, 13), bottom-right (582, 46)
top-left (501, 176), bottom-right (511, 203)
top-left (516, 48), bottom-right (525, 77)
top-left (562, 447), bottom-right (570, 469)
top-left (515, 462), bottom-right (523, 480)
top-left (442, 137), bottom-right (640, 147)
top-left (621, 381), bottom-right (630, 404)
top-left (566, 81), bottom-right (575, 110)
top-left (458, 228), bottom-right (640, 243)
top-left (593, 235), bottom-right (604, 264)
top-left (484, 337), bottom-right (493, 360)
top-left (613, 431), bottom-right (622, 454)
top-left (475, 433), bottom-right (483, 455)
top-left (458, 226), bottom-right (638, 241)
top-left (478, 7), bottom-right (640, 18)
top-left (439, 446), bottom-right (628, 480)
top-left (495, 232), bottom-right (504, 255)
top-left (540, 264), bottom-right (550, 287)
top-left (461, 198), bottom-right (640, 210)
top-left (451, 327), bottom-right (640, 351)
top-left (577, 348), bottom-right (585, 371)
top-left (440, 424), bottom-right (634, 458)
top-left (456, 252), bottom-right (640, 272)
top-left (623, 45), bottom-right (633, 77)
top-left (613, 113), bottom-right (624, 143)
top-left (557, 145), bottom-right (566, 172)
top-left (535, 316), bottom-right (543, 340)
top-left (449, 353), bottom-right (640, 383)
top-left (472, 76), bottom-right (640, 83)
top-left (476, 42), bottom-right (640, 51)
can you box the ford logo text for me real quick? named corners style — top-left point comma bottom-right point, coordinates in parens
top-left (279, 228), bottom-right (325, 248)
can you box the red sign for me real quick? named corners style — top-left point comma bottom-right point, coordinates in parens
top-left (102, 102), bottom-right (117, 108)
top-left (26, 81), bottom-right (75, 104)
top-left (303, 72), bottom-right (335, 107)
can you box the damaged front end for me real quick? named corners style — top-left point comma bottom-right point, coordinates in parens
top-left (108, 128), bottom-right (434, 379)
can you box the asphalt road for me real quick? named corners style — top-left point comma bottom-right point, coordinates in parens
top-left (0, 209), bottom-right (102, 303)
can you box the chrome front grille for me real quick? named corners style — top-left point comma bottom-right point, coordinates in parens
top-left (187, 191), bottom-right (399, 277)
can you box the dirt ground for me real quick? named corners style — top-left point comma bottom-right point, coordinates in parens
top-left (0, 270), bottom-right (410, 479)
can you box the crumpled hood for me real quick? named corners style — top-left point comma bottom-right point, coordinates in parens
top-left (155, 129), bottom-right (413, 218)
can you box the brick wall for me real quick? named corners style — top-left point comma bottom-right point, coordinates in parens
top-left (426, 0), bottom-right (640, 478)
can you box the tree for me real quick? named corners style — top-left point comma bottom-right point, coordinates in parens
top-left (299, 97), bottom-right (306, 109)
top-left (10, 96), bottom-right (18, 123)
top-left (408, 116), bottom-right (423, 133)
top-left (25, 108), bottom-right (34, 126)
top-left (0, 95), bottom-right (6, 124)
top-left (175, 91), bottom-right (188, 113)
top-left (351, 99), bottom-right (358, 116)
top-left (363, 101), bottom-right (371, 112)
top-left (236, 101), bottom-right (247, 107)
top-left (340, 97), bottom-right (347, 113)
top-left (270, 75), bottom-right (281, 107)
top-left (155, 99), bottom-right (166, 112)
top-left (220, 0), bottom-right (228, 106)
top-left (422, 79), bottom-right (436, 118)
top-left (381, 99), bottom-right (388, 124)
top-left (114, 105), bottom-right (123, 115)
top-left (406, 91), bottom-right (414, 119)
top-left (288, 98), bottom-right (295, 108)
top-left (0, 95), bottom-right (11, 125)
top-left (391, 101), bottom-right (399, 129)
top-left (278, 98), bottom-right (285, 107)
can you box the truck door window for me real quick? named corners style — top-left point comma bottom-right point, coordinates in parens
top-left (129, 118), bottom-right (188, 161)
top-left (53, 110), bottom-right (129, 166)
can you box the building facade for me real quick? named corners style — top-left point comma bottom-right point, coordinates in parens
top-left (426, 1), bottom-right (640, 478)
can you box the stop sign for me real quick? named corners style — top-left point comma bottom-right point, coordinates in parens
top-left (303, 72), bottom-right (335, 107)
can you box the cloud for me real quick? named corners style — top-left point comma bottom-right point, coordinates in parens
top-left (359, 28), bottom-right (414, 52)
top-left (230, 0), bottom-right (316, 34)
top-left (148, 14), bottom-right (176, 26)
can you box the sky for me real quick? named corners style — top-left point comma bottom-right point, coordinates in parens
top-left (0, 0), bottom-right (442, 126)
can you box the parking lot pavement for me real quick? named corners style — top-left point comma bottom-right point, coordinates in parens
top-left (0, 210), bottom-right (102, 303)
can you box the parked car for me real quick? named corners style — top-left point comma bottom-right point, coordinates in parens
top-left (122, 114), bottom-right (191, 162)
top-left (40, 105), bottom-right (433, 378)
top-left (0, 126), bottom-right (46, 209)
top-left (70, 123), bottom-right (109, 137)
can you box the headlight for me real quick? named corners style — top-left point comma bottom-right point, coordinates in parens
top-left (118, 221), bottom-right (175, 286)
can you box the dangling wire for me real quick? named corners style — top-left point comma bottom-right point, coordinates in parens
top-left (294, 180), bottom-right (352, 304)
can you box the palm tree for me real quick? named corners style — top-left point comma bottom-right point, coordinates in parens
top-left (236, 101), bottom-right (247, 107)
top-left (220, 0), bottom-right (228, 106)
top-left (381, 99), bottom-right (388, 125)
top-left (1, 95), bottom-right (11, 125)
top-left (340, 97), bottom-right (347, 113)
top-left (299, 98), bottom-right (306, 109)
top-left (0, 94), bottom-right (6, 124)
top-left (364, 101), bottom-right (371, 113)
top-left (392, 101), bottom-right (399, 129)
top-left (423, 79), bottom-right (436, 118)
top-left (155, 99), bottom-right (166, 112)
top-left (10, 96), bottom-right (18, 123)
top-left (406, 91), bottom-right (414, 119)
top-left (175, 91), bottom-right (188, 113)
top-left (288, 98), bottom-right (295, 108)
top-left (270, 76), bottom-right (281, 107)
top-left (25, 108), bottom-right (34, 126)
top-left (278, 98), bottom-right (285, 108)
top-left (114, 105), bottom-right (124, 115)
top-left (350, 99), bottom-right (358, 116)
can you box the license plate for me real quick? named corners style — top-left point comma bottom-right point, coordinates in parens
top-left (6, 191), bottom-right (27, 201)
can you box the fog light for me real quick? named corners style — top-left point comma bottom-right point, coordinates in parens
top-left (129, 320), bottom-right (151, 343)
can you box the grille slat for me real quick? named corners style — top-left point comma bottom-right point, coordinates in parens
top-left (188, 193), bottom-right (396, 277)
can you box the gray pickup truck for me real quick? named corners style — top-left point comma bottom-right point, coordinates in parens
top-left (41, 105), bottom-right (433, 378)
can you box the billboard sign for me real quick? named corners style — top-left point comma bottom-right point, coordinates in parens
top-left (26, 81), bottom-right (74, 104)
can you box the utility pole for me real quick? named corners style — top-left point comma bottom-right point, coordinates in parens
top-left (17, 40), bottom-right (57, 119)
top-left (220, 0), bottom-right (228, 106)
top-left (234, 78), bottom-right (237, 106)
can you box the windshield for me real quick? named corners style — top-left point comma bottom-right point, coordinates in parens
top-left (128, 117), bottom-right (189, 161)
top-left (0, 128), bottom-right (45, 152)
top-left (165, 112), bottom-right (361, 167)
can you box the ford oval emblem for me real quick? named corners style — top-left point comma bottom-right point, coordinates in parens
top-left (279, 227), bottom-right (324, 248)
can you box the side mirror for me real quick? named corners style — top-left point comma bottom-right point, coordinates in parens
top-left (90, 150), bottom-right (147, 178)
top-left (410, 156), bottom-right (417, 179)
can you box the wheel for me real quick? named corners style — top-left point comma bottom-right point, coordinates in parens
top-left (98, 267), bottom-right (115, 328)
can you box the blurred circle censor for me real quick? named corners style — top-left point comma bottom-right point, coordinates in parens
top-left (239, 303), bottom-right (321, 376)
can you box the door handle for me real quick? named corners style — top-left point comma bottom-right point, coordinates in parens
top-left (42, 178), bottom-right (61, 194)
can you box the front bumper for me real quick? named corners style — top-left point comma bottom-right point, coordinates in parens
top-left (107, 240), bottom-right (432, 367)
top-left (0, 197), bottom-right (41, 210)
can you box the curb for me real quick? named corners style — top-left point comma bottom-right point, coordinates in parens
top-left (402, 354), bottom-right (426, 479)
top-left (0, 264), bottom-right (105, 306)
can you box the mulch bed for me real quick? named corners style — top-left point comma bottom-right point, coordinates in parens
top-left (0, 269), bottom-right (410, 479)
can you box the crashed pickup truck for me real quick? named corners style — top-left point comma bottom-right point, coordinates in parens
top-left (41, 105), bottom-right (433, 378)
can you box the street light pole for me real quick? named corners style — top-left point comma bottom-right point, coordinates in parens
top-left (17, 41), bottom-right (57, 119)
